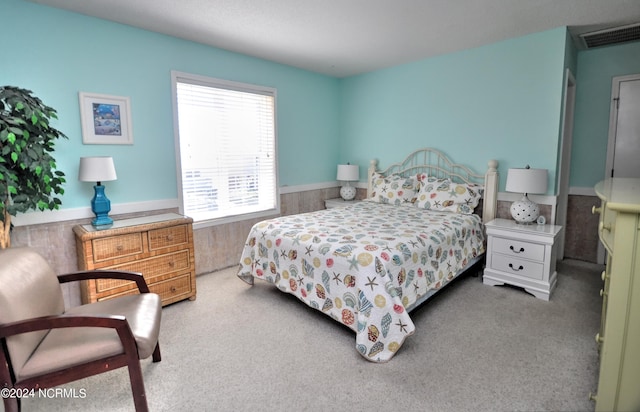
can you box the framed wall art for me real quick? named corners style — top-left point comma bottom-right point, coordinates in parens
top-left (79, 92), bottom-right (133, 144)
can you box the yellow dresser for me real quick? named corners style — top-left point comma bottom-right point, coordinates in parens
top-left (74, 213), bottom-right (196, 307)
top-left (592, 178), bottom-right (640, 411)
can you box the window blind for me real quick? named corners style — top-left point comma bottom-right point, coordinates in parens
top-left (174, 75), bottom-right (277, 223)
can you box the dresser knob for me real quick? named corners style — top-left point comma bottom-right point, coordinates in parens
top-left (166, 235), bottom-right (174, 241)
top-left (595, 333), bottom-right (604, 344)
top-left (589, 392), bottom-right (597, 402)
top-left (591, 205), bottom-right (602, 215)
top-left (509, 245), bottom-right (525, 253)
top-left (508, 263), bottom-right (524, 272)
top-left (599, 222), bottom-right (611, 232)
top-left (116, 245), bottom-right (124, 251)
top-left (601, 271), bottom-right (606, 281)
top-left (168, 261), bottom-right (175, 268)
top-left (170, 286), bottom-right (177, 293)
top-left (600, 289), bottom-right (607, 297)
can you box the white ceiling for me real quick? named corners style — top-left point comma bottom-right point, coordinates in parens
top-left (29, 0), bottom-right (640, 77)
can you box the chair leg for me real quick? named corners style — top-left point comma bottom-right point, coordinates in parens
top-left (3, 395), bottom-right (19, 412)
top-left (127, 361), bottom-right (149, 412)
top-left (152, 342), bottom-right (161, 363)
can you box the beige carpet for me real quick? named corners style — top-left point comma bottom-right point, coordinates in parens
top-left (17, 259), bottom-right (602, 412)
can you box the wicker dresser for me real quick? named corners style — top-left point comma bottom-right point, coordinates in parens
top-left (73, 213), bottom-right (196, 306)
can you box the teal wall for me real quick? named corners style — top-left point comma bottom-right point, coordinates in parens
top-left (2, 0), bottom-right (340, 209)
top-left (340, 27), bottom-right (569, 194)
top-left (572, 41), bottom-right (640, 187)
top-left (5, 0), bottom-right (635, 216)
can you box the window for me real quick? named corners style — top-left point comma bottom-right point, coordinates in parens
top-left (171, 71), bottom-right (278, 225)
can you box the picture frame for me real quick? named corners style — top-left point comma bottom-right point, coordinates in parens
top-left (79, 92), bottom-right (133, 145)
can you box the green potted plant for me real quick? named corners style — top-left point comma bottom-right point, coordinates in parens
top-left (0, 86), bottom-right (67, 248)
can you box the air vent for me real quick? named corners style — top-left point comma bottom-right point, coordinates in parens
top-left (580, 23), bottom-right (640, 48)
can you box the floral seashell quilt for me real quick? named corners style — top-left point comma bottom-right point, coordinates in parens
top-left (237, 200), bottom-right (484, 362)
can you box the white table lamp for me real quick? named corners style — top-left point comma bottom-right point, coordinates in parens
top-left (78, 156), bottom-right (117, 227)
top-left (505, 166), bottom-right (547, 224)
top-left (337, 164), bottom-right (359, 201)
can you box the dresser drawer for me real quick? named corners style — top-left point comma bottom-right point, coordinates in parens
top-left (92, 233), bottom-right (144, 262)
top-left (150, 274), bottom-right (194, 303)
top-left (490, 254), bottom-right (544, 280)
top-left (148, 224), bottom-right (189, 250)
top-left (95, 250), bottom-right (192, 293)
top-left (599, 202), bottom-right (616, 252)
top-left (96, 275), bottom-right (193, 303)
top-left (492, 237), bottom-right (545, 262)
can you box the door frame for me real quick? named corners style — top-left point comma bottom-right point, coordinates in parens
top-left (555, 68), bottom-right (576, 261)
top-left (598, 73), bottom-right (640, 264)
top-left (605, 73), bottom-right (640, 178)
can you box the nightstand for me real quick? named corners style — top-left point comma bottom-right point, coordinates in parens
top-left (325, 198), bottom-right (360, 209)
top-left (483, 218), bottom-right (563, 301)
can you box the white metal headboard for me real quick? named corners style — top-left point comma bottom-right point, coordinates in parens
top-left (367, 148), bottom-right (499, 222)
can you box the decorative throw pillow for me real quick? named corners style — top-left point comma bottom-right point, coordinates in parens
top-left (370, 172), bottom-right (419, 206)
top-left (416, 176), bottom-right (483, 214)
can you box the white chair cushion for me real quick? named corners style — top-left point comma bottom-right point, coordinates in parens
top-left (17, 294), bottom-right (161, 381)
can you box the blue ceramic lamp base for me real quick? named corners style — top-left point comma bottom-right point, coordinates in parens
top-left (91, 184), bottom-right (113, 227)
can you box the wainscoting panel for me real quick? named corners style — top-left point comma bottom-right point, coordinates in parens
top-left (563, 195), bottom-right (600, 262)
top-left (9, 190), bottom-right (598, 307)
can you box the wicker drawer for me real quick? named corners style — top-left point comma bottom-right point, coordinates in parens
top-left (91, 233), bottom-right (144, 262)
top-left (97, 274), bottom-right (193, 304)
top-left (490, 254), bottom-right (544, 280)
top-left (492, 236), bottom-right (545, 262)
top-left (148, 225), bottom-right (189, 251)
top-left (95, 250), bottom-right (191, 293)
top-left (150, 275), bottom-right (193, 303)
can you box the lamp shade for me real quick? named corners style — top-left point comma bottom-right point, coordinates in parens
top-left (337, 164), bottom-right (359, 181)
top-left (505, 167), bottom-right (547, 195)
top-left (78, 156), bottom-right (117, 183)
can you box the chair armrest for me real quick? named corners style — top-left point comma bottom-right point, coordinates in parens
top-left (0, 314), bottom-right (139, 356)
top-left (0, 314), bottom-right (128, 338)
top-left (58, 270), bottom-right (151, 293)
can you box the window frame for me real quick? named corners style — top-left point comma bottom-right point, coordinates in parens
top-left (171, 70), bottom-right (280, 228)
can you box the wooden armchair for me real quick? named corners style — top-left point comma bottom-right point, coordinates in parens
top-left (0, 247), bottom-right (162, 412)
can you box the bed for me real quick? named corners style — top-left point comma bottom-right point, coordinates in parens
top-left (237, 148), bottom-right (498, 362)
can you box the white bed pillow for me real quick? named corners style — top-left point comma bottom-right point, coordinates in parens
top-left (415, 175), bottom-right (483, 214)
top-left (369, 172), bottom-right (419, 206)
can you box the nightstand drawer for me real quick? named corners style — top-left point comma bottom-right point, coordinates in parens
top-left (325, 198), bottom-right (360, 209)
top-left (492, 237), bottom-right (545, 262)
top-left (490, 254), bottom-right (544, 280)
